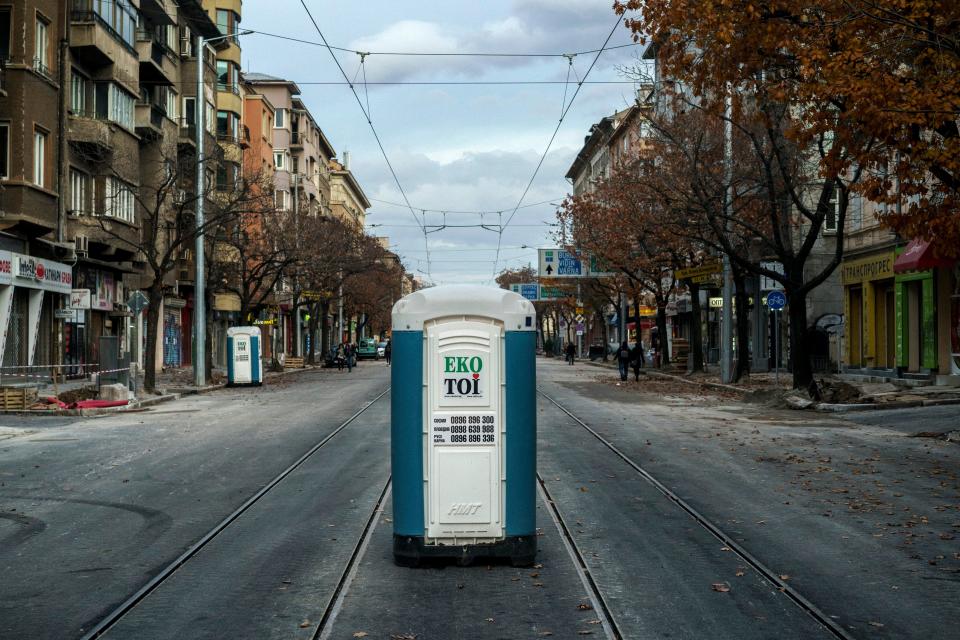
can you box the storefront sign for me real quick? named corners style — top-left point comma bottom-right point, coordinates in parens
top-left (0, 252), bottom-right (73, 294)
top-left (841, 251), bottom-right (895, 285)
top-left (70, 289), bottom-right (92, 310)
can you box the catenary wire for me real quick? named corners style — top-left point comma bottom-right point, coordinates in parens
top-left (491, 15), bottom-right (624, 281)
top-left (297, 0), bottom-right (431, 280)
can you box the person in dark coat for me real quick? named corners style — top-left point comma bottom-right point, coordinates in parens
top-left (630, 340), bottom-right (645, 381)
top-left (565, 341), bottom-right (576, 365)
top-left (385, 339), bottom-right (392, 365)
top-left (616, 341), bottom-right (631, 381)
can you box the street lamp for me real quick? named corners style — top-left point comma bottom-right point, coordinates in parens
top-left (195, 29), bottom-right (252, 387)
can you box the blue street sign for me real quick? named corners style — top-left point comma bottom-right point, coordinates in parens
top-left (767, 290), bottom-right (787, 311)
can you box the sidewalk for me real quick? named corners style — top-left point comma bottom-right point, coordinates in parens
top-left (574, 355), bottom-right (960, 412)
top-left (2, 361), bottom-right (321, 416)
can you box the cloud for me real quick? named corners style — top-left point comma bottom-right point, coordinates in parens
top-left (344, 3), bottom-right (637, 83)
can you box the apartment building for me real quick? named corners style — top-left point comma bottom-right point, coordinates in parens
top-left (0, 1), bottom-right (80, 374)
top-left (329, 152), bottom-right (369, 231)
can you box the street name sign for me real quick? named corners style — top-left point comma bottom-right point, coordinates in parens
top-left (539, 248), bottom-right (583, 277)
top-left (675, 260), bottom-right (722, 280)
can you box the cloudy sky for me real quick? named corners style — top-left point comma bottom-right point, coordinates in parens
top-left (241, 0), bottom-right (647, 286)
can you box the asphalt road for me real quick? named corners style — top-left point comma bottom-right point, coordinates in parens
top-left (540, 357), bottom-right (959, 639)
top-left (0, 365), bottom-right (390, 639)
top-left (1, 358), bottom-right (957, 639)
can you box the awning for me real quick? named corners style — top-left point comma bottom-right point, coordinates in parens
top-left (893, 239), bottom-right (954, 273)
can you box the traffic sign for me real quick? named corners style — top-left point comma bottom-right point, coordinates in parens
top-left (127, 290), bottom-right (149, 315)
top-left (539, 248), bottom-right (583, 277)
top-left (575, 313), bottom-right (584, 323)
top-left (509, 283), bottom-right (540, 301)
top-left (767, 290), bottom-right (787, 311)
top-left (575, 306), bottom-right (584, 315)
top-left (576, 322), bottom-right (585, 335)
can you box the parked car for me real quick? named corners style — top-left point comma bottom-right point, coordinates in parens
top-left (377, 342), bottom-right (387, 358)
top-left (356, 338), bottom-right (380, 360)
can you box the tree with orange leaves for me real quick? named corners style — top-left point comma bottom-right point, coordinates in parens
top-left (616, 0), bottom-right (960, 254)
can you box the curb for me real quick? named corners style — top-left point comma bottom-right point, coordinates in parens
top-left (579, 358), bottom-right (746, 394)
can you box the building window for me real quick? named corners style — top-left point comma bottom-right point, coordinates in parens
top-left (292, 157), bottom-right (299, 176)
top-left (216, 9), bottom-right (229, 35)
top-left (34, 16), bottom-right (49, 76)
top-left (216, 60), bottom-right (228, 89)
top-left (0, 123), bottom-right (8, 180)
top-left (274, 151), bottom-right (285, 170)
top-left (165, 88), bottom-right (178, 121)
top-left (94, 83), bottom-right (135, 129)
top-left (183, 97), bottom-right (196, 127)
top-left (70, 169), bottom-right (90, 215)
top-left (825, 183), bottom-right (840, 234)
top-left (70, 70), bottom-right (88, 114)
top-left (0, 8), bottom-right (11, 62)
top-left (104, 177), bottom-right (135, 223)
top-left (33, 129), bottom-right (46, 187)
top-left (274, 108), bottom-right (285, 129)
top-left (93, 0), bottom-right (137, 48)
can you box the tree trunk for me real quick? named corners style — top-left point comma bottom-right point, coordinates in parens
top-left (306, 302), bottom-right (320, 365)
top-left (689, 283), bottom-right (704, 373)
top-left (204, 287), bottom-right (215, 381)
top-left (143, 282), bottom-right (164, 393)
top-left (733, 271), bottom-right (751, 382)
top-left (320, 300), bottom-right (331, 358)
top-left (656, 305), bottom-right (670, 368)
top-left (787, 288), bottom-right (813, 390)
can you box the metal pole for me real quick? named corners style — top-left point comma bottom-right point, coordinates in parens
top-left (576, 281), bottom-right (582, 358)
top-left (720, 91), bottom-right (734, 383)
top-left (292, 174), bottom-right (301, 357)
top-left (775, 310), bottom-right (780, 384)
top-left (620, 290), bottom-right (627, 345)
top-left (338, 282), bottom-right (344, 345)
top-left (194, 37), bottom-right (206, 388)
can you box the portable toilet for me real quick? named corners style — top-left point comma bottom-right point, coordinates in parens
top-left (226, 326), bottom-right (262, 386)
top-left (391, 285), bottom-right (537, 566)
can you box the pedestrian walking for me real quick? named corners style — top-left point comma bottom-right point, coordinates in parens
top-left (344, 343), bottom-right (353, 372)
top-left (335, 344), bottom-right (345, 371)
top-left (616, 341), bottom-right (631, 381)
top-left (630, 340), bottom-right (645, 381)
top-left (385, 339), bottom-right (392, 365)
top-left (565, 342), bottom-right (576, 365)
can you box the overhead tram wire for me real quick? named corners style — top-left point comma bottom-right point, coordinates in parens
top-left (297, 0), bottom-right (432, 279)
top-left (491, 15), bottom-right (625, 281)
top-left (241, 27), bottom-right (642, 58)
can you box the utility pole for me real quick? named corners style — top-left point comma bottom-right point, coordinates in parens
top-left (194, 30), bottom-right (250, 388)
top-left (720, 92), bottom-right (734, 384)
top-left (337, 282), bottom-right (344, 345)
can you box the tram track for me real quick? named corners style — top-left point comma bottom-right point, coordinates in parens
top-left (537, 387), bottom-right (856, 640)
top-left (537, 387), bottom-right (855, 640)
top-left (81, 387), bottom-right (391, 640)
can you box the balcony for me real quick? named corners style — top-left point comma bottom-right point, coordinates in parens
top-left (136, 30), bottom-right (176, 86)
top-left (179, 123), bottom-right (197, 148)
top-left (135, 102), bottom-right (166, 139)
top-left (290, 131), bottom-right (304, 148)
top-left (32, 57), bottom-right (54, 82)
top-left (68, 111), bottom-right (114, 157)
top-left (70, 7), bottom-right (138, 69)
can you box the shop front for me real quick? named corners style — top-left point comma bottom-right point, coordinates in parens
top-left (841, 249), bottom-right (896, 371)
top-left (893, 239), bottom-right (956, 376)
top-left (0, 252), bottom-right (73, 375)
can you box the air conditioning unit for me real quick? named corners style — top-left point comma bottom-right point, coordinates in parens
top-left (180, 37), bottom-right (192, 57)
top-left (75, 235), bottom-right (89, 257)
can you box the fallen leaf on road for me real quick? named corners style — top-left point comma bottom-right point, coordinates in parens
top-left (579, 487), bottom-right (589, 492)
top-left (539, 632), bottom-right (553, 637)
top-left (485, 618), bottom-right (495, 623)
top-left (940, 533), bottom-right (955, 540)
top-left (779, 574), bottom-right (790, 581)
top-left (712, 583), bottom-right (731, 592)
top-left (735, 568), bottom-right (746, 577)
top-left (353, 633), bottom-right (368, 638)
top-left (869, 622), bottom-right (884, 628)
top-left (299, 620), bottom-right (311, 628)
top-left (577, 632), bottom-right (594, 636)
top-left (577, 603), bottom-right (593, 610)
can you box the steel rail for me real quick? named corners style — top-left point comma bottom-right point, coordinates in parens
top-left (80, 387), bottom-right (392, 640)
top-left (314, 480), bottom-right (392, 640)
top-left (537, 474), bottom-right (622, 640)
top-left (537, 388), bottom-right (858, 640)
